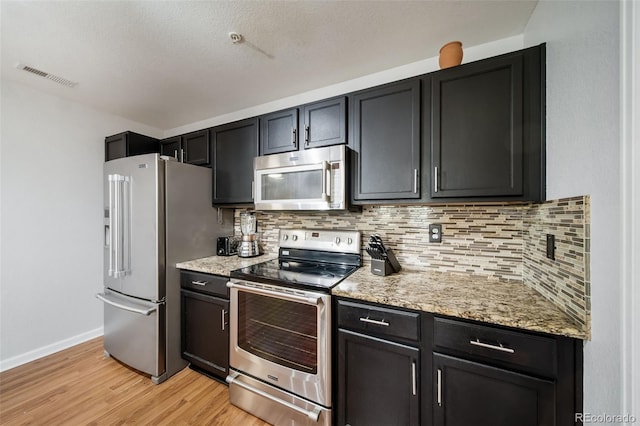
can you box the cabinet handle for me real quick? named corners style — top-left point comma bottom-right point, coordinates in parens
top-left (434, 166), bottom-right (439, 193)
top-left (251, 180), bottom-right (255, 200)
top-left (180, 148), bottom-right (185, 163)
top-left (411, 361), bottom-right (417, 396)
top-left (191, 280), bottom-right (208, 286)
top-left (292, 128), bottom-right (297, 146)
top-left (469, 338), bottom-right (515, 354)
top-left (222, 310), bottom-right (226, 331)
top-left (437, 368), bottom-right (442, 406)
top-left (173, 149), bottom-right (178, 160)
top-left (413, 169), bottom-right (418, 193)
top-left (359, 317), bottom-right (389, 327)
top-left (305, 125), bottom-right (310, 146)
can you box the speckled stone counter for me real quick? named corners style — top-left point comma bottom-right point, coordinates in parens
top-left (176, 255), bottom-right (275, 277)
top-left (333, 266), bottom-right (587, 340)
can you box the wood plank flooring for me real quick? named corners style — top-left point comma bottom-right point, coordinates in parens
top-left (0, 337), bottom-right (270, 425)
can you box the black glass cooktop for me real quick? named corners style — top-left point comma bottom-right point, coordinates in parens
top-left (230, 258), bottom-right (358, 291)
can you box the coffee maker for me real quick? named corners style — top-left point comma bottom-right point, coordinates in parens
top-left (238, 211), bottom-right (260, 258)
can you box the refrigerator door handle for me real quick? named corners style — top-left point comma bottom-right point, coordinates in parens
top-left (110, 174), bottom-right (131, 278)
top-left (122, 176), bottom-right (131, 275)
top-left (107, 175), bottom-right (117, 277)
top-left (96, 293), bottom-right (157, 316)
top-left (114, 174), bottom-right (122, 277)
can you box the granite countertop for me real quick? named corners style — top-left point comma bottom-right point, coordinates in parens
top-left (176, 254), bottom-right (275, 277)
top-left (333, 265), bottom-right (587, 340)
top-left (177, 254), bottom-right (586, 339)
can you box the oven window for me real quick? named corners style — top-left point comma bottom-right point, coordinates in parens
top-left (238, 292), bottom-right (317, 374)
top-left (261, 169), bottom-right (323, 201)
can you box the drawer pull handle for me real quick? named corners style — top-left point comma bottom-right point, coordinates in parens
top-left (437, 368), bottom-right (442, 406)
top-left (411, 361), bottom-right (417, 396)
top-left (470, 338), bottom-right (515, 354)
top-left (359, 317), bottom-right (389, 327)
top-left (191, 280), bottom-right (208, 286)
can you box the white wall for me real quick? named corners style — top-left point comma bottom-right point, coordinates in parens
top-left (0, 79), bottom-right (162, 370)
top-left (524, 0), bottom-right (623, 418)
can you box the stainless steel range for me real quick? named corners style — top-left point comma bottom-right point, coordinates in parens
top-left (226, 229), bottom-right (361, 426)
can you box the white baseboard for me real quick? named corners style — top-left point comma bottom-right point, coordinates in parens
top-left (0, 327), bottom-right (104, 372)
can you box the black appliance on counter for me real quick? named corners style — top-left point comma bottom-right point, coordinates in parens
top-left (217, 236), bottom-right (239, 256)
top-left (226, 228), bottom-right (361, 426)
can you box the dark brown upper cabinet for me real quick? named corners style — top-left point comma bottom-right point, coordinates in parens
top-left (105, 131), bottom-right (159, 162)
top-left (429, 44), bottom-right (545, 202)
top-left (211, 118), bottom-right (259, 206)
top-left (181, 130), bottom-right (210, 166)
top-left (351, 79), bottom-right (421, 202)
top-left (161, 130), bottom-right (210, 166)
top-left (260, 108), bottom-right (299, 155)
top-left (302, 96), bottom-right (347, 149)
top-left (160, 136), bottom-right (181, 160)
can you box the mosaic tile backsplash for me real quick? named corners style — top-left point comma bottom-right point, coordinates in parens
top-left (523, 196), bottom-right (590, 336)
top-left (233, 195), bottom-right (590, 336)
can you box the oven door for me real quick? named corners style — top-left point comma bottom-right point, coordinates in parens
top-left (227, 279), bottom-right (332, 407)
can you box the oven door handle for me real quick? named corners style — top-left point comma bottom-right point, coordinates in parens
top-left (226, 372), bottom-right (322, 422)
top-left (227, 281), bottom-right (323, 306)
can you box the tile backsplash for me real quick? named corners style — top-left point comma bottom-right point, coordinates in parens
top-left (522, 196), bottom-right (590, 336)
top-left (233, 195), bottom-right (590, 335)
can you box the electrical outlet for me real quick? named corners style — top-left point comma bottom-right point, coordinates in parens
top-left (546, 234), bottom-right (555, 260)
top-left (429, 224), bottom-right (442, 243)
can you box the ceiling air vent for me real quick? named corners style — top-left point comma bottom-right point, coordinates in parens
top-left (16, 63), bottom-right (77, 88)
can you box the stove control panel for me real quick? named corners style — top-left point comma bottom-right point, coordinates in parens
top-left (279, 229), bottom-right (361, 254)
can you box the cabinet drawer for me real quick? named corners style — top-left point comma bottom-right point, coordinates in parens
top-left (180, 271), bottom-right (229, 298)
top-left (433, 317), bottom-right (557, 377)
top-left (337, 299), bottom-right (420, 342)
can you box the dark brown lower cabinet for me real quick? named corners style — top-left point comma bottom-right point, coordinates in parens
top-left (337, 329), bottom-right (420, 426)
top-left (335, 298), bottom-right (582, 426)
top-left (181, 289), bottom-right (229, 381)
top-left (433, 353), bottom-right (555, 426)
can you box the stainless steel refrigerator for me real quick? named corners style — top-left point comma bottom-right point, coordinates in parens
top-left (97, 153), bottom-right (232, 384)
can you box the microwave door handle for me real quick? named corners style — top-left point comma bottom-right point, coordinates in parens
top-left (321, 161), bottom-right (330, 202)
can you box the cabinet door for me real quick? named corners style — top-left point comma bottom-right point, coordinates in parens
top-left (431, 54), bottom-right (524, 198)
top-left (160, 136), bottom-right (181, 160)
top-left (182, 129), bottom-right (210, 166)
top-left (260, 108), bottom-right (299, 155)
top-left (105, 133), bottom-right (127, 161)
top-left (338, 329), bottom-right (420, 426)
top-left (303, 97), bottom-right (347, 149)
top-left (352, 79), bottom-right (421, 201)
top-left (105, 132), bottom-right (159, 162)
top-left (433, 353), bottom-right (555, 426)
top-left (211, 118), bottom-right (259, 205)
top-left (181, 289), bottom-right (229, 380)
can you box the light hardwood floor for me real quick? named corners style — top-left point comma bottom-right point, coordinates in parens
top-left (0, 337), bottom-right (270, 425)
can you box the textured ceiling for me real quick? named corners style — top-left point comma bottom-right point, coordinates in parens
top-left (1, 1), bottom-right (537, 130)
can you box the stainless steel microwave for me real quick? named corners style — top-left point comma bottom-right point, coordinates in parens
top-left (254, 145), bottom-right (348, 211)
